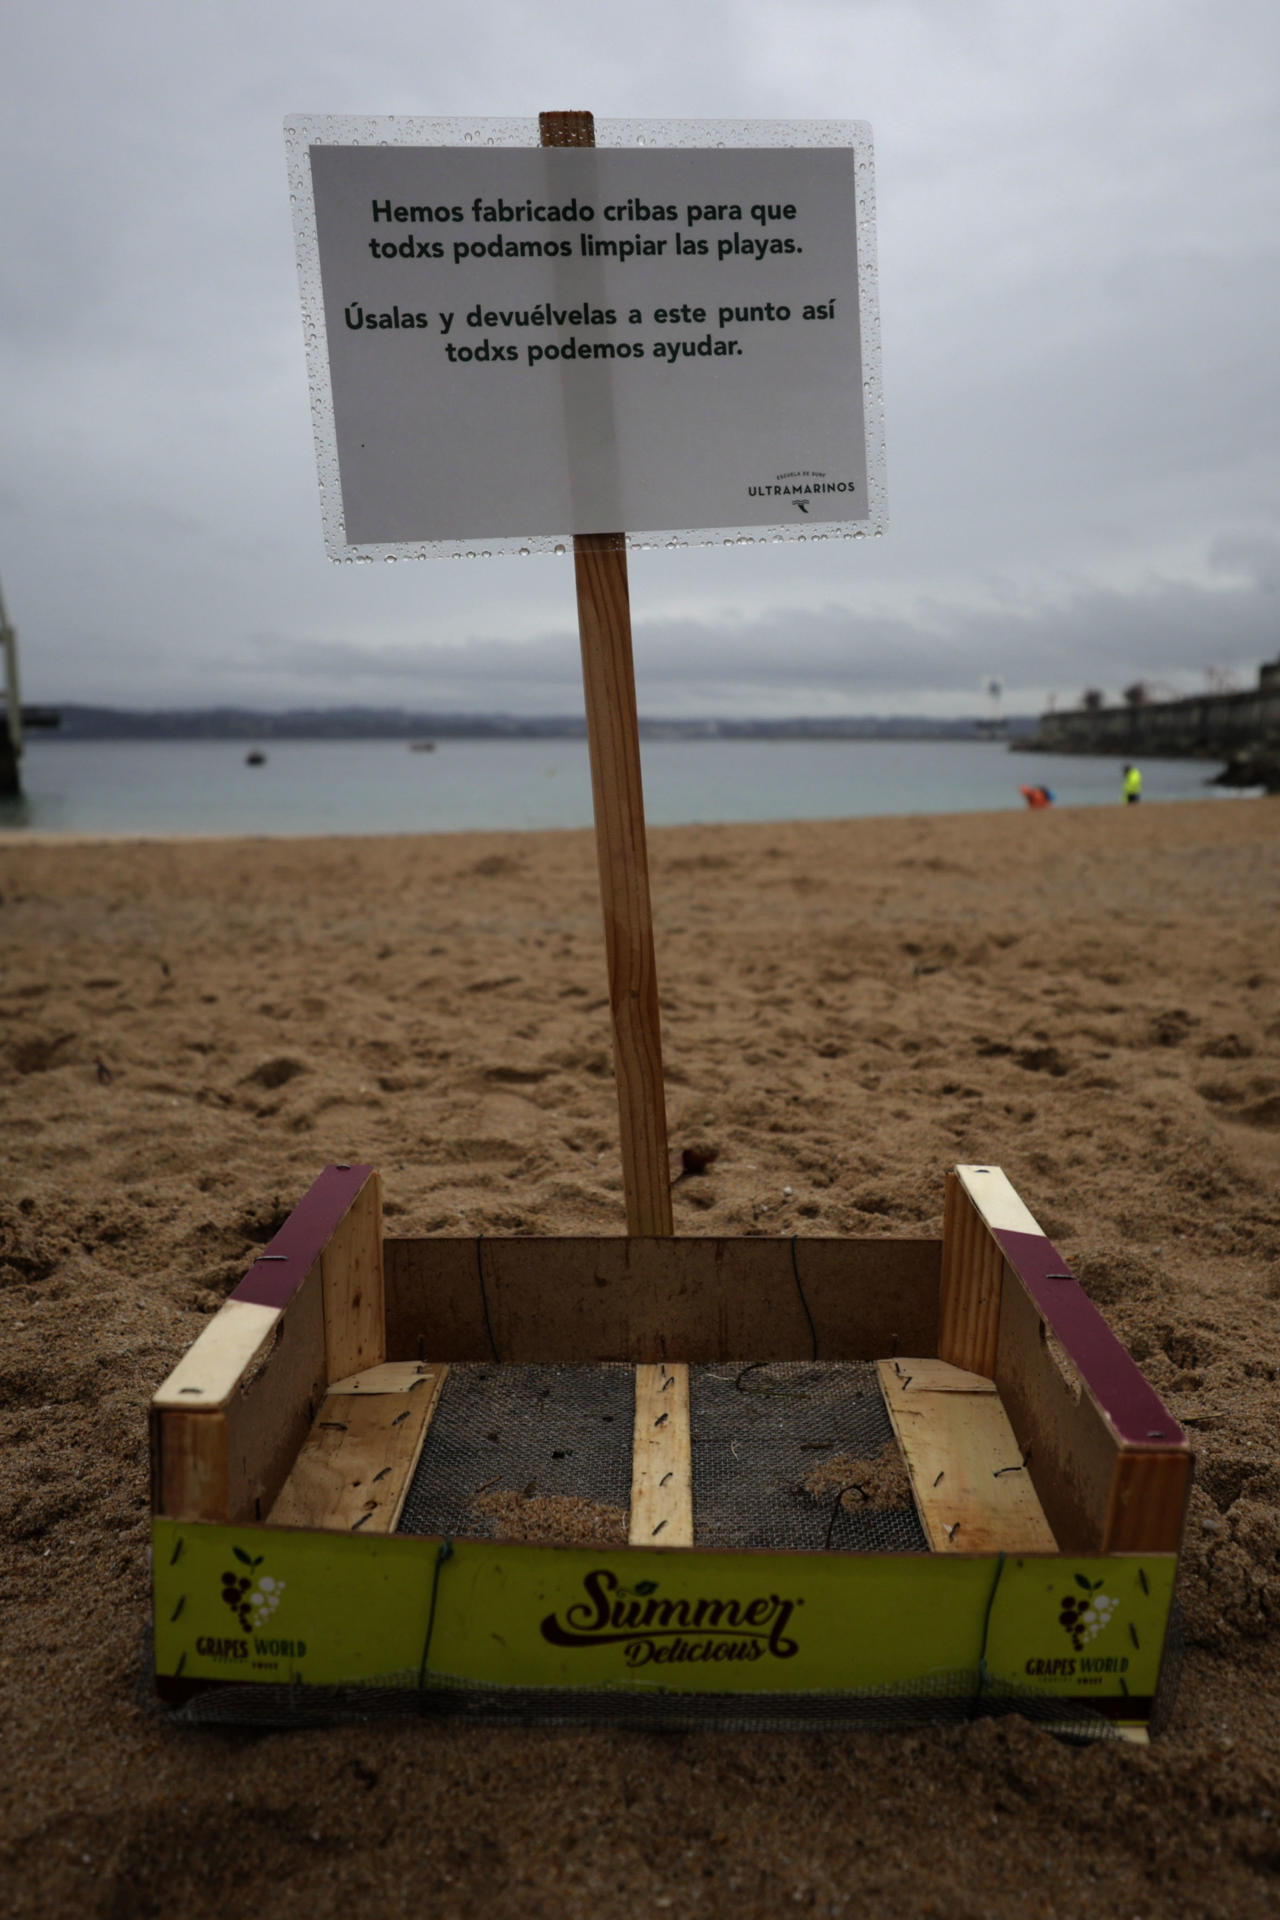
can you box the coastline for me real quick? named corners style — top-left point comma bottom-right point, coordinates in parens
top-left (2, 798), bottom-right (1278, 1916)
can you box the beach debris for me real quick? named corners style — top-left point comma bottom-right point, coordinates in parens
top-left (801, 1445), bottom-right (913, 1513)
top-left (241, 1055), bottom-right (310, 1091)
top-left (1149, 1007), bottom-right (1196, 1048)
top-left (1015, 1044), bottom-right (1070, 1078)
top-left (669, 1142), bottom-right (719, 1183)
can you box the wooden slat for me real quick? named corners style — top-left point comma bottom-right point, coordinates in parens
top-left (151, 1300), bottom-right (279, 1410)
top-left (574, 532), bottom-right (673, 1238)
top-left (152, 1165), bottom-right (385, 1526)
top-left (326, 1360), bottom-right (438, 1395)
top-left (1103, 1448), bottom-right (1193, 1553)
top-left (383, 1235), bottom-right (941, 1365)
top-left (321, 1169), bottom-right (385, 1381)
top-left (538, 109), bottom-right (596, 147)
top-left (954, 1163), bottom-right (1044, 1237)
top-left (890, 1357), bottom-right (996, 1394)
top-left (629, 1363), bottom-right (692, 1546)
top-left (990, 1214), bottom-right (1187, 1450)
top-left (231, 1164), bottom-right (375, 1311)
top-left (992, 1266), bottom-right (1123, 1552)
top-left (269, 1365), bottom-right (447, 1533)
top-left (877, 1358), bottom-right (1058, 1554)
top-left (152, 1260), bottom-right (329, 1524)
top-left (940, 1164), bottom-right (1185, 1553)
top-left (540, 107), bottom-right (673, 1240)
top-left (959, 1167), bottom-right (1193, 1554)
top-left (223, 1260), bottom-right (328, 1522)
top-left (154, 1405), bottom-right (229, 1524)
top-left (938, 1169), bottom-right (1006, 1376)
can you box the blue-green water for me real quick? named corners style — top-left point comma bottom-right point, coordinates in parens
top-left (0, 736), bottom-right (1230, 837)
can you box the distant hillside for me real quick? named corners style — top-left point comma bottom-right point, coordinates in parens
top-left (41, 705), bottom-right (1039, 744)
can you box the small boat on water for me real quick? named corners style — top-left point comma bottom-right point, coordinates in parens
top-left (245, 750), bottom-right (267, 767)
top-left (409, 740), bottom-right (437, 753)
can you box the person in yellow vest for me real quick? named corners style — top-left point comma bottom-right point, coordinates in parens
top-left (1123, 764), bottom-right (1142, 804)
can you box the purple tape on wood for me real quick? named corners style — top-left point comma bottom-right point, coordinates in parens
top-left (995, 1228), bottom-right (1184, 1449)
top-left (231, 1164), bottom-right (373, 1309)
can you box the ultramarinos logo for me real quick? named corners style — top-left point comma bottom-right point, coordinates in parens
top-left (747, 481), bottom-right (858, 498)
top-left (540, 1568), bottom-right (802, 1670)
top-left (747, 470), bottom-right (858, 515)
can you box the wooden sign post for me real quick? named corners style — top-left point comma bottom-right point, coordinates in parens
top-left (152, 125), bottom-right (1188, 1750)
top-left (540, 110), bottom-right (673, 1238)
top-left (292, 110), bottom-right (884, 1237)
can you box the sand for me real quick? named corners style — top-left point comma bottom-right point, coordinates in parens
top-left (2, 797), bottom-right (1278, 1917)
top-left (469, 1490), bottom-right (631, 1548)
top-left (801, 1446), bottom-right (914, 1514)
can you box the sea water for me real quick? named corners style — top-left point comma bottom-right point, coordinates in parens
top-left (1, 735), bottom-right (1228, 838)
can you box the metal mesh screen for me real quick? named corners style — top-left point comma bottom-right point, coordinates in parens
top-left (397, 1360), bottom-right (926, 1553)
top-left (398, 1363), bottom-right (635, 1541)
top-left (690, 1362), bottom-right (927, 1553)
top-left (154, 1658), bottom-right (1136, 1740)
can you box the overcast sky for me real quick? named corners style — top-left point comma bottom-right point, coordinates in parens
top-left (3, 0), bottom-right (1278, 718)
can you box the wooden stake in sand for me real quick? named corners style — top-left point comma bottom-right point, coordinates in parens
top-left (540, 109), bottom-right (673, 1238)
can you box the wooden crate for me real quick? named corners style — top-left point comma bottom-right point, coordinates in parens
top-left (150, 1163), bottom-right (1191, 1737)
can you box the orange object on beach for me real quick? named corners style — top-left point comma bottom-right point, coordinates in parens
top-left (1019, 784), bottom-right (1054, 809)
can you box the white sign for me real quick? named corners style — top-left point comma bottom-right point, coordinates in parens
top-left (288, 119), bottom-right (885, 555)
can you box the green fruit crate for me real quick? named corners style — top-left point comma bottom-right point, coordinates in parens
top-left (149, 1160), bottom-right (1190, 1738)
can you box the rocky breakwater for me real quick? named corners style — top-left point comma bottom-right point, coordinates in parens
top-left (1210, 741), bottom-right (1280, 794)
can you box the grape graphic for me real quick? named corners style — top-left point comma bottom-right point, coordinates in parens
top-left (1058, 1576), bottom-right (1118, 1650)
top-left (218, 1552), bottom-right (273, 1635)
top-left (247, 1574), bottom-right (286, 1630)
top-left (219, 1571), bottom-right (255, 1629)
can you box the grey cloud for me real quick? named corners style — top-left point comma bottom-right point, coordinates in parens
top-left (3, 0), bottom-right (1278, 720)
top-left (204, 555), bottom-right (1277, 717)
top-left (1209, 533), bottom-right (1280, 593)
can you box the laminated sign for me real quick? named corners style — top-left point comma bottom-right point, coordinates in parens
top-left (286, 117), bottom-right (886, 555)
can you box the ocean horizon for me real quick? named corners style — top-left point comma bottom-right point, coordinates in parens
top-left (1, 734), bottom-right (1230, 838)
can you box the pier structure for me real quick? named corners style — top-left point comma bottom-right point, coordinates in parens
top-left (1024, 657), bottom-right (1280, 762)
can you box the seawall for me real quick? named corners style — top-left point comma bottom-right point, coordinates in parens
top-left (1026, 661), bottom-right (1280, 758)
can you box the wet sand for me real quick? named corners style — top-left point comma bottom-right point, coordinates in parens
top-left (2, 798), bottom-right (1278, 1916)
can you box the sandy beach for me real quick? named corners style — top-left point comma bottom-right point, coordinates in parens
top-left (2, 797), bottom-right (1278, 1917)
